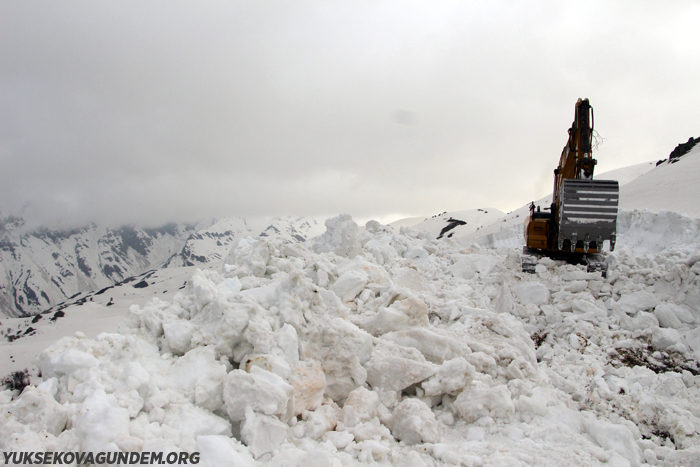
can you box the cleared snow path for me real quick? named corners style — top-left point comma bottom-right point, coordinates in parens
top-left (2, 212), bottom-right (700, 466)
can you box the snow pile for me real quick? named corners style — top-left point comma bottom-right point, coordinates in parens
top-left (620, 144), bottom-right (700, 218)
top-left (2, 212), bottom-right (700, 466)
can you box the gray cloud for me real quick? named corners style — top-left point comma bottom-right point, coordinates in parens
top-left (2, 0), bottom-right (699, 228)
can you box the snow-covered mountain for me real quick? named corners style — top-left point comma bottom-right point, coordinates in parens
top-left (0, 220), bottom-right (194, 318)
top-left (0, 216), bottom-right (323, 319)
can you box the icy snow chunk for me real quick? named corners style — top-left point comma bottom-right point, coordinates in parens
top-left (587, 420), bottom-right (642, 467)
top-left (364, 236), bottom-right (400, 265)
top-left (216, 276), bottom-right (243, 296)
top-left (382, 328), bottom-right (469, 364)
top-left (323, 430), bottom-right (355, 450)
top-left (389, 398), bottom-right (439, 445)
top-left (305, 409), bottom-right (337, 439)
top-left (450, 254), bottom-right (501, 278)
top-left (224, 367), bottom-right (294, 422)
top-left (651, 327), bottom-right (684, 351)
top-left (363, 297), bottom-right (429, 336)
top-left (7, 386), bottom-right (68, 435)
top-left (163, 320), bottom-right (197, 355)
top-left (571, 299), bottom-right (608, 317)
top-left (685, 327), bottom-right (700, 359)
top-left (331, 269), bottom-right (368, 302)
top-left (188, 268), bottom-right (220, 307)
top-left (616, 291), bottom-right (658, 315)
top-left (162, 403), bottom-right (232, 444)
top-left (342, 386), bottom-right (379, 428)
top-left (421, 357), bottom-right (475, 396)
top-left (513, 282), bottom-right (550, 305)
top-left (240, 409), bottom-right (287, 459)
top-left (561, 271), bottom-right (600, 281)
top-left (312, 214), bottom-right (362, 258)
top-left (296, 450), bottom-right (343, 467)
top-left (391, 267), bottom-right (429, 292)
top-left (44, 348), bottom-right (99, 378)
top-left (517, 387), bottom-right (551, 417)
top-left (168, 346), bottom-right (227, 412)
top-left (114, 389), bottom-right (144, 418)
top-left (288, 361), bottom-right (326, 416)
top-left (565, 280), bottom-right (588, 293)
top-left (493, 282), bottom-right (515, 314)
top-left (74, 389), bottom-right (131, 452)
top-left (304, 318), bottom-right (373, 400)
top-left (224, 237), bottom-right (272, 277)
top-left (365, 350), bottom-right (437, 393)
top-left (118, 361), bottom-right (152, 395)
top-left (453, 382), bottom-right (514, 423)
top-left (620, 311), bottom-right (659, 332)
top-left (654, 303), bottom-right (684, 329)
top-left (196, 435), bottom-right (255, 467)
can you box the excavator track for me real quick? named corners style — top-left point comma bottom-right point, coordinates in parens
top-left (557, 179), bottom-right (619, 252)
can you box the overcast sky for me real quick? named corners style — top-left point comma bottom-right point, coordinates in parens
top-left (2, 0), bottom-right (699, 229)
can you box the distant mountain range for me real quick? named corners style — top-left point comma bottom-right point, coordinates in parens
top-left (0, 215), bottom-right (322, 318)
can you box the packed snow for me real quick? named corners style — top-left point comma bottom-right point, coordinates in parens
top-left (3, 204), bottom-right (700, 466)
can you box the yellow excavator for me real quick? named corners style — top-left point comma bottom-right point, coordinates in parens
top-left (523, 98), bottom-right (619, 276)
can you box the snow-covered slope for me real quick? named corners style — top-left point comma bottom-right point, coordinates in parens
top-left (3, 213), bottom-right (700, 465)
top-left (390, 208), bottom-right (505, 241)
top-left (1, 266), bottom-right (200, 379)
top-left (0, 220), bottom-right (194, 318)
top-left (620, 144), bottom-right (700, 218)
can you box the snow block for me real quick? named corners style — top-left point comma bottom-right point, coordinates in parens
top-left (195, 435), bottom-right (256, 467)
top-left (651, 327), bottom-right (684, 351)
top-left (168, 346), bottom-right (227, 412)
top-left (389, 398), bottom-right (439, 445)
top-left (571, 299), bottom-right (608, 317)
top-left (240, 409), bottom-right (287, 459)
top-left (74, 390), bottom-right (131, 452)
top-left (654, 303), bottom-right (684, 329)
top-left (224, 367), bottom-right (294, 422)
top-left (587, 420), bottom-right (642, 467)
top-left (289, 361), bottom-right (326, 416)
top-left (40, 347), bottom-right (99, 378)
top-left (331, 269), bottom-right (368, 302)
top-left (364, 297), bottom-right (429, 336)
top-left (162, 403), bottom-right (232, 441)
top-left (312, 214), bottom-right (362, 258)
top-left (7, 386), bottom-right (68, 436)
top-left (616, 291), bottom-right (658, 315)
top-left (453, 382), bottom-right (514, 423)
top-left (342, 386), bottom-right (379, 428)
top-left (421, 357), bottom-right (475, 397)
top-left (163, 320), bottom-right (197, 355)
top-left (365, 354), bottom-right (437, 392)
top-left (382, 328), bottom-right (469, 364)
top-left (513, 282), bottom-right (550, 306)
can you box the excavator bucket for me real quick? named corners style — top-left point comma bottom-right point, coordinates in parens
top-left (557, 179), bottom-right (619, 252)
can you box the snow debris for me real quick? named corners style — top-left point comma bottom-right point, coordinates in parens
top-left (3, 209), bottom-right (700, 465)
